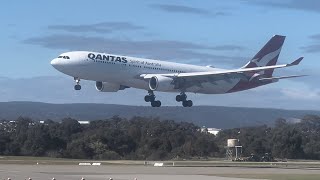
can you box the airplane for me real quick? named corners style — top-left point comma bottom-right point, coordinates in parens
top-left (51, 35), bottom-right (305, 107)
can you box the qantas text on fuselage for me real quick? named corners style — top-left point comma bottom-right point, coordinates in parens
top-left (51, 35), bottom-right (305, 107)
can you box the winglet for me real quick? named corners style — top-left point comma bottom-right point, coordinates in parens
top-left (290, 57), bottom-right (303, 66)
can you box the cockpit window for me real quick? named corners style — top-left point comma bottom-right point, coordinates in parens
top-left (57, 56), bottom-right (70, 59)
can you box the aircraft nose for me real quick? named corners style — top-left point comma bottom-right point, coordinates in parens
top-left (51, 58), bottom-right (62, 71)
top-left (51, 58), bottom-right (59, 67)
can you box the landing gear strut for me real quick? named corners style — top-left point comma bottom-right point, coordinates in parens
top-left (74, 77), bottom-right (81, 90)
top-left (176, 93), bottom-right (193, 107)
top-left (145, 90), bottom-right (161, 107)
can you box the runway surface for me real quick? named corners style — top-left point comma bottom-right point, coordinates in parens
top-left (1, 164), bottom-right (320, 180)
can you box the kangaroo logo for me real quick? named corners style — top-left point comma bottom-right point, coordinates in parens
top-left (251, 48), bottom-right (282, 67)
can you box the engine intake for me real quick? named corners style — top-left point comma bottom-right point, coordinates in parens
top-left (149, 76), bottom-right (175, 91)
top-left (96, 81), bottom-right (124, 92)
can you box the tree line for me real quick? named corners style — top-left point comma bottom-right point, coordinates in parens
top-left (0, 116), bottom-right (218, 160)
top-left (216, 115), bottom-right (320, 160)
top-left (0, 115), bottom-right (319, 160)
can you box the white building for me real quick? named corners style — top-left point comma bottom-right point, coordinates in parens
top-left (201, 127), bottom-right (222, 136)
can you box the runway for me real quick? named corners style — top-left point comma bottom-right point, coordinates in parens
top-left (1, 164), bottom-right (320, 180)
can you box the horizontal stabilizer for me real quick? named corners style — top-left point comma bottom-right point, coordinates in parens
top-left (259, 75), bottom-right (307, 81)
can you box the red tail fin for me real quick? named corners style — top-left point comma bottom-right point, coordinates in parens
top-left (242, 35), bottom-right (286, 77)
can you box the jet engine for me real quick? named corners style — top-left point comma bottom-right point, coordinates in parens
top-left (95, 81), bottom-right (125, 92)
top-left (149, 75), bottom-right (175, 91)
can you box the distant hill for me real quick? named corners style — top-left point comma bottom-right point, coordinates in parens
top-left (0, 102), bottom-right (319, 129)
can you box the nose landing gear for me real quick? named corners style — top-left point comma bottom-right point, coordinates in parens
top-left (74, 77), bottom-right (81, 90)
top-left (145, 90), bottom-right (161, 107)
top-left (176, 93), bottom-right (193, 107)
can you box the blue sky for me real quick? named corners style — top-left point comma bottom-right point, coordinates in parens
top-left (1, 0), bottom-right (320, 109)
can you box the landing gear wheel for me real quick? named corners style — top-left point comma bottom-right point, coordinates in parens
top-left (74, 77), bottom-right (81, 90)
top-left (177, 93), bottom-right (192, 107)
top-left (151, 100), bottom-right (161, 107)
top-left (176, 94), bottom-right (187, 102)
top-left (151, 101), bottom-right (156, 107)
top-left (187, 100), bottom-right (193, 107)
top-left (74, 84), bottom-right (81, 90)
top-left (182, 101), bottom-right (188, 107)
top-left (144, 95), bottom-right (150, 102)
top-left (145, 90), bottom-right (161, 107)
top-left (144, 95), bottom-right (155, 102)
top-left (181, 94), bottom-right (187, 101)
top-left (176, 95), bottom-right (182, 102)
top-left (182, 100), bottom-right (193, 107)
top-left (156, 100), bottom-right (161, 107)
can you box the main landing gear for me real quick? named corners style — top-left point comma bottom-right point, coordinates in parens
top-left (144, 90), bottom-right (161, 107)
top-left (144, 91), bottom-right (193, 107)
top-left (176, 93), bottom-right (193, 107)
top-left (74, 77), bottom-right (81, 90)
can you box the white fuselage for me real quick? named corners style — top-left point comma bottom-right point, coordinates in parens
top-left (50, 35), bottom-right (302, 108)
top-left (51, 51), bottom-right (244, 94)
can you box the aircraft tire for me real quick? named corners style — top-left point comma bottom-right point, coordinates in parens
top-left (156, 100), bottom-right (161, 107)
top-left (151, 100), bottom-right (161, 107)
top-left (182, 100), bottom-right (193, 107)
top-left (74, 85), bottom-right (81, 90)
top-left (181, 94), bottom-right (187, 101)
top-left (182, 101), bottom-right (188, 107)
top-left (176, 95), bottom-right (182, 102)
top-left (145, 95), bottom-right (155, 102)
top-left (144, 95), bottom-right (150, 102)
top-left (151, 101), bottom-right (156, 107)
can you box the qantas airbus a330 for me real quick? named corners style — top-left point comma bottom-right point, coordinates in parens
top-left (51, 35), bottom-right (304, 107)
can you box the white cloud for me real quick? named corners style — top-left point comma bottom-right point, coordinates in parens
top-left (281, 87), bottom-right (320, 100)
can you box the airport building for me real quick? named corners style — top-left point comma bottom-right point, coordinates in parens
top-left (39, 120), bottom-right (90, 124)
top-left (201, 126), bottom-right (221, 136)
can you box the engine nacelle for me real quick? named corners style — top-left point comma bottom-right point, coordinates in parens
top-left (149, 76), bottom-right (175, 91)
top-left (95, 81), bottom-right (122, 92)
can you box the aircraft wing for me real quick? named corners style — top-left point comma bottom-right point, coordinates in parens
top-left (142, 57), bottom-right (303, 88)
top-left (170, 57), bottom-right (302, 78)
